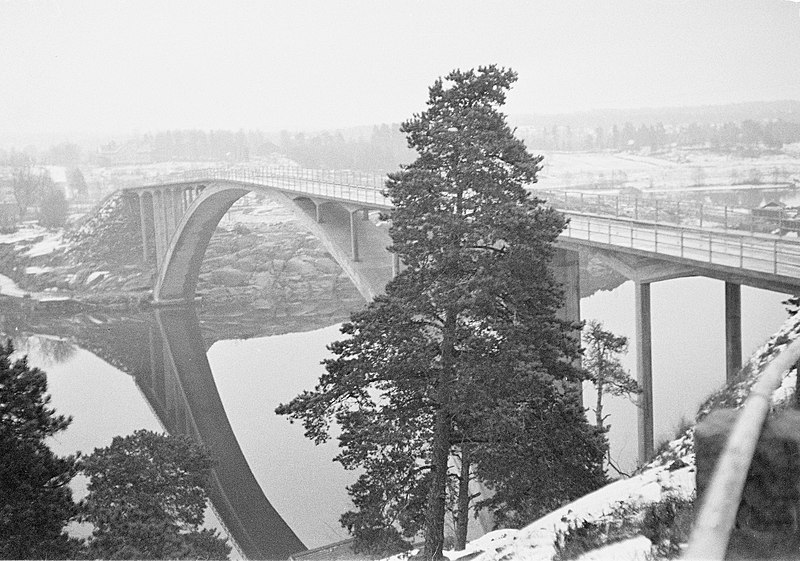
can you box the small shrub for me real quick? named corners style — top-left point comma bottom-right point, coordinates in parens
top-left (39, 188), bottom-right (68, 229)
top-left (553, 504), bottom-right (640, 560)
top-left (641, 495), bottom-right (694, 559)
top-left (553, 519), bottom-right (607, 561)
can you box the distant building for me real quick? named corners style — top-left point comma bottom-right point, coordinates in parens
top-left (752, 200), bottom-right (788, 217)
top-left (97, 140), bottom-right (154, 166)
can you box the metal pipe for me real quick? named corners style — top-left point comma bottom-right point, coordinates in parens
top-left (685, 336), bottom-right (800, 560)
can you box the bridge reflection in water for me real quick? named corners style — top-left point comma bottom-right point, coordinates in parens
top-left (131, 306), bottom-right (306, 560)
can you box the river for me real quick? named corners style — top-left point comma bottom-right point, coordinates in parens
top-left (0, 274), bottom-right (792, 554)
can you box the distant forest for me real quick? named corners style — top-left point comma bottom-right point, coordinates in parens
top-left (519, 118), bottom-right (800, 152)
top-left (3, 101), bottom-right (800, 169)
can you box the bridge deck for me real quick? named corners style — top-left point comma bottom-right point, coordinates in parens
top-left (133, 167), bottom-right (800, 293)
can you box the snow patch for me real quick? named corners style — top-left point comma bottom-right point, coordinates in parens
top-left (0, 273), bottom-right (28, 297)
top-left (574, 535), bottom-right (652, 561)
top-left (24, 232), bottom-right (65, 257)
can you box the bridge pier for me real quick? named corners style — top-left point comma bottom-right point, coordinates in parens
top-left (349, 209), bottom-right (360, 262)
top-left (151, 190), bottom-right (168, 268)
top-left (138, 192), bottom-right (150, 263)
top-left (725, 282), bottom-right (742, 382)
top-left (635, 280), bottom-right (654, 465)
top-left (552, 248), bottom-right (581, 328)
top-left (164, 188), bottom-right (177, 241)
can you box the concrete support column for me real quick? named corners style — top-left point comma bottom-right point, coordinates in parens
top-left (315, 202), bottom-right (322, 223)
top-left (151, 190), bottom-right (168, 268)
top-left (171, 188), bottom-right (183, 228)
top-left (552, 248), bottom-right (581, 327)
top-left (725, 281), bottom-right (742, 382)
top-left (635, 281), bottom-right (654, 465)
top-left (138, 192), bottom-right (150, 263)
top-left (164, 188), bottom-right (177, 241)
top-left (349, 210), bottom-right (360, 262)
top-left (392, 252), bottom-right (400, 278)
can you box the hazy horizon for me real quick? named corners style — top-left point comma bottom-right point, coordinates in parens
top-left (2, 0), bottom-right (800, 145)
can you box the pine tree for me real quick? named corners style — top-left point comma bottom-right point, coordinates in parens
top-left (583, 320), bottom-right (639, 433)
top-left (278, 66), bottom-right (606, 559)
top-left (0, 340), bottom-right (81, 559)
top-left (79, 429), bottom-right (230, 560)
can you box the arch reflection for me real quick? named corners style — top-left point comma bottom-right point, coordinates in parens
top-left (129, 306), bottom-right (306, 560)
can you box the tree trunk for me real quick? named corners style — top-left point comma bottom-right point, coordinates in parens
top-left (455, 443), bottom-right (471, 550)
top-left (422, 311), bottom-right (456, 561)
top-left (595, 381), bottom-right (604, 430)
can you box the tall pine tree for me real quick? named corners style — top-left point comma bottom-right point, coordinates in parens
top-left (0, 341), bottom-right (80, 559)
top-left (278, 66), bottom-right (605, 559)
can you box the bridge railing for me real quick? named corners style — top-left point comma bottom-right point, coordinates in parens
top-left (685, 335), bottom-right (800, 559)
top-left (563, 211), bottom-right (800, 278)
top-left (539, 189), bottom-right (800, 235)
top-left (168, 166), bottom-right (393, 207)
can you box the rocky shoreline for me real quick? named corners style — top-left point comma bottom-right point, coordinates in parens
top-left (0, 194), bottom-right (366, 337)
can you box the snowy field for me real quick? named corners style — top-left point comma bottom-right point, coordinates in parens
top-left (535, 150), bottom-right (800, 193)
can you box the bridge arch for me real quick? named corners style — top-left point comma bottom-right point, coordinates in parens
top-left (152, 180), bottom-right (394, 304)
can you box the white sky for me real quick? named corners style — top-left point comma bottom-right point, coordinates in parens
top-left (1, 0), bottom-right (799, 137)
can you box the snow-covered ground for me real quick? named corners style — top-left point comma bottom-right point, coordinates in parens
top-left (0, 272), bottom-right (28, 297)
top-left (535, 150), bottom-right (800, 192)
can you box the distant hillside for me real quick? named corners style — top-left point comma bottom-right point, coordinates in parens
top-left (511, 100), bottom-right (800, 129)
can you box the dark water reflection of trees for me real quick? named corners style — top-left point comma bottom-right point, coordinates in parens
top-left (0, 299), bottom-right (349, 559)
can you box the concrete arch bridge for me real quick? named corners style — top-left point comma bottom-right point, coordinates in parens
top-left (121, 168), bottom-right (800, 465)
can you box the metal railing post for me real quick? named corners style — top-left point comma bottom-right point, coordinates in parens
top-left (654, 224), bottom-right (658, 252)
top-left (709, 233), bottom-right (713, 262)
top-left (774, 240), bottom-right (778, 274)
top-left (740, 238), bottom-right (744, 268)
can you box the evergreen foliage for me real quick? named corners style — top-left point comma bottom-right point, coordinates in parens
top-left (277, 66), bottom-right (606, 560)
top-left (79, 429), bottom-right (230, 560)
top-left (39, 184), bottom-right (69, 229)
top-left (0, 340), bottom-right (81, 559)
top-left (583, 320), bottom-right (639, 432)
top-left (69, 167), bottom-right (88, 196)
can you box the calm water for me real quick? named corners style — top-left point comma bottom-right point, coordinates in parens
top-left (582, 277), bottom-right (790, 471)
top-left (2, 275), bottom-right (792, 552)
top-left (9, 316), bottom-right (354, 555)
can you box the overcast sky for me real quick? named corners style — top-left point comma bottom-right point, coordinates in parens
top-left (1, 0), bottom-right (799, 139)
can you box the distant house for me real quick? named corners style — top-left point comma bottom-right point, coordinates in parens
top-left (97, 140), bottom-right (154, 166)
top-left (752, 200), bottom-right (788, 218)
